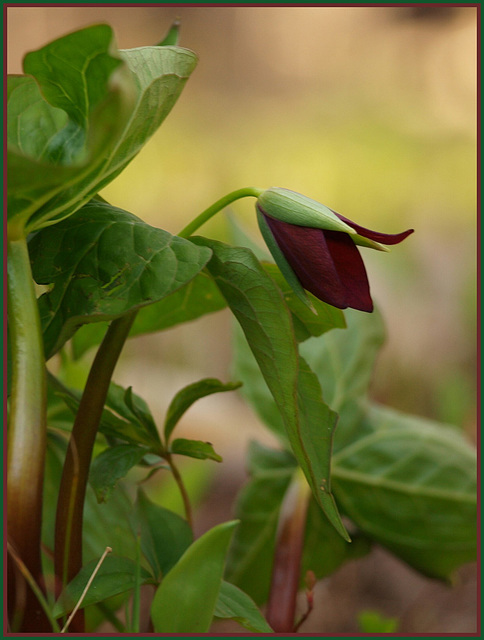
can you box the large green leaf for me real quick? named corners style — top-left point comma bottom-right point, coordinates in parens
top-left (7, 26), bottom-right (135, 229)
top-left (192, 238), bottom-right (348, 539)
top-left (233, 307), bottom-right (384, 448)
top-left (8, 24), bottom-right (197, 232)
top-left (151, 521), bottom-right (238, 633)
top-left (332, 404), bottom-right (477, 580)
top-left (28, 200), bottom-right (212, 359)
top-left (52, 555), bottom-right (155, 619)
top-left (214, 581), bottom-right (273, 633)
top-left (301, 496), bottom-right (371, 584)
top-left (70, 271), bottom-right (227, 359)
top-left (299, 307), bottom-right (386, 451)
top-left (232, 325), bottom-right (286, 438)
top-left (164, 378), bottom-right (242, 442)
top-left (133, 490), bottom-right (193, 581)
top-left (191, 237), bottom-right (348, 540)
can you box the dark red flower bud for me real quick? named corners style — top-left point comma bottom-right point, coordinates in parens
top-left (256, 188), bottom-right (414, 313)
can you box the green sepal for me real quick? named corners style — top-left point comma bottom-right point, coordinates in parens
top-left (257, 187), bottom-right (355, 233)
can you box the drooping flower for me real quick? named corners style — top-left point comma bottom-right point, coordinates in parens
top-left (256, 188), bottom-right (414, 313)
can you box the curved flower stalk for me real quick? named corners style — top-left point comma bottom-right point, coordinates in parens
top-left (256, 187), bottom-right (414, 312)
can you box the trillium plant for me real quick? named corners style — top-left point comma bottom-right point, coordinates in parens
top-left (6, 23), bottom-right (476, 635)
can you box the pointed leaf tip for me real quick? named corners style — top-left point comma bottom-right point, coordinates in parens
top-left (157, 20), bottom-right (181, 46)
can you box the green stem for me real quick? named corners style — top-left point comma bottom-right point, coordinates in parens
top-left (165, 453), bottom-right (193, 531)
top-left (54, 311), bottom-right (137, 600)
top-left (7, 235), bottom-right (49, 631)
top-left (177, 187), bottom-right (263, 238)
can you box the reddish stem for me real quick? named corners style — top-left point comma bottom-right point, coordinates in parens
top-left (266, 476), bottom-right (310, 632)
top-left (7, 236), bottom-right (50, 631)
top-left (54, 312), bottom-right (136, 630)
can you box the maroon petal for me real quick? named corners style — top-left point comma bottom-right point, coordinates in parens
top-left (333, 211), bottom-right (414, 245)
top-left (264, 215), bottom-right (372, 311)
top-left (324, 230), bottom-right (373, 312)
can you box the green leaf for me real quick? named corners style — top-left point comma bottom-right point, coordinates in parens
top-left (214, 581), bottom-right (273, 633)
top-left (151, 521), bottom-right (238, 633)
top-left (23, 24), bottom-right (124, 129)
top-left (232, 325), bottom-right (286, 438)
top-left (164, 378), bottom-right (242, 442)
top-left (123, 386), bottom-right (160, 446)
top-left (8, 26), bottom-right (136, 230)
top-left (171, 438), bottom-right (223, 462)
top-left (43, 431), bottom-right (140, 566)
top-left (228, 217), bottom-right (345, 341)
top-left (49, 375), bottom-right (162, 449)
top-left (71, 271), bottom-right (227, 358)
top-left (52, 555), bottom-right (155, 618)
top-left (191, 237), bottom-right (348, 541)
top-left (29, 200), bottom-right (212, 359)
top-left (357, 610), bottom-right (399, 633)
top-left (157, 20), bottom-right (181, 46)
top-left (225, 442), bottom-right (296, 604)
top-left (332, 404), bottom-right (477, 580)
top-left (226, 441), bottom-right (368, 606)
top-left (133, 489), bottom-right (193, 581)
top-left (8, 25), bottom-right (198, 232)
top-left (90, 444), bottom-right (150, 503)
top-left (302, 496), bottom-right (371, 585)
top-left (299, 307), bottom-right (386, 451)
top-left (7, 75), bottom-right (68, 163)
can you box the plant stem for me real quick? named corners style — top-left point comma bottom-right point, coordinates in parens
top-left (54, 312), bottom-right (136, 602)
top-left (7, 542), bottom-right (61, 633)
top-left (266, 471), bottom-right (310, 633)
top-left (7, 235), bottom-right (49, 631)
top-left (177, 187), bottom-right (263, 238)
top-left (165, 453), bottom-right (193, 531)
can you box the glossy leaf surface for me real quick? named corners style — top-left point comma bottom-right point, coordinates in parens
top-left (70, 271), bottom-right (227, 359)
top-left (29, 201), bottom-right (212, 359)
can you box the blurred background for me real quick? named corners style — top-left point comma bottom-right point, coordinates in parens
top-left (8, 6), bottom-right (477, 634)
